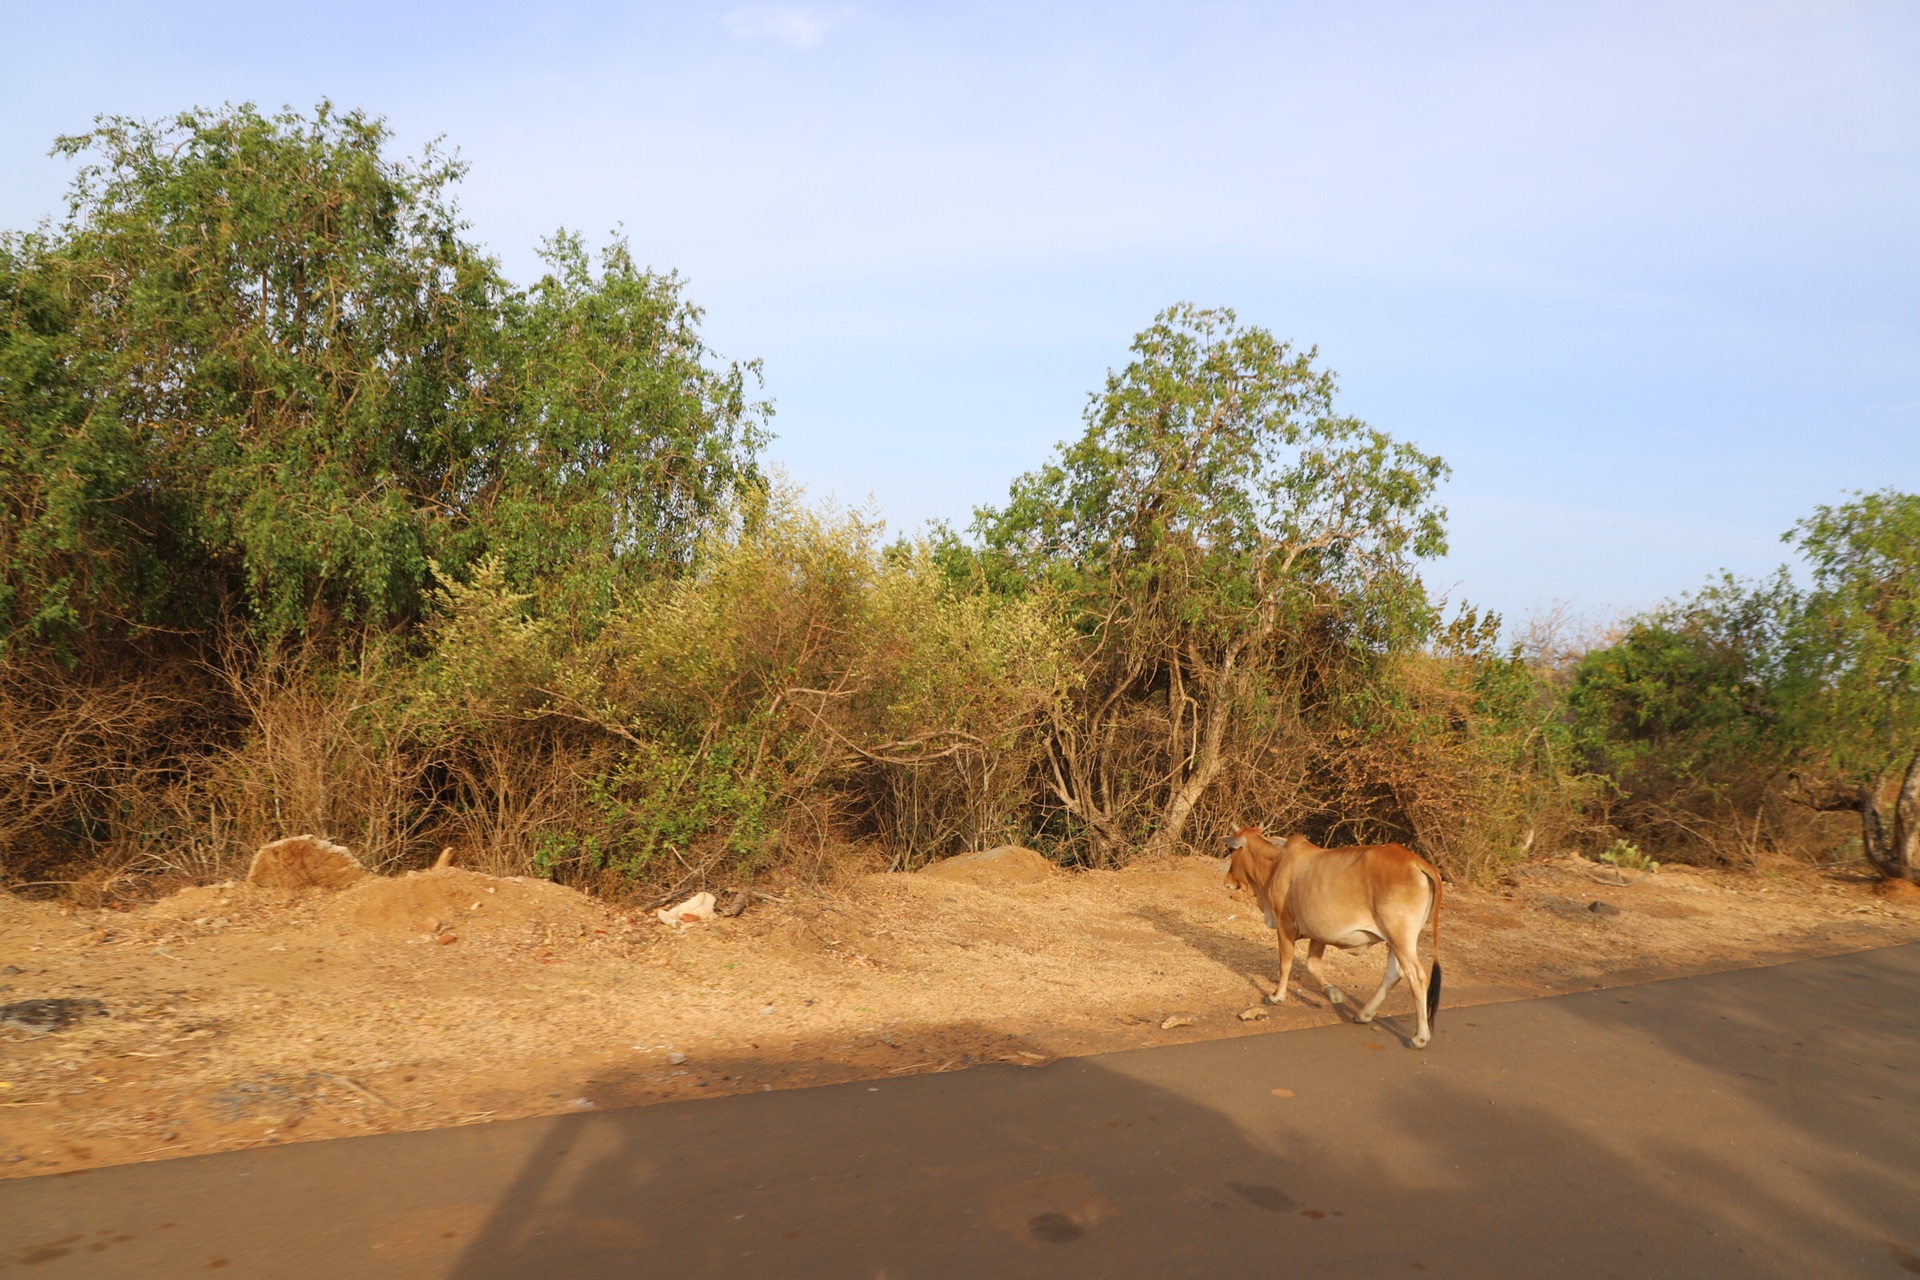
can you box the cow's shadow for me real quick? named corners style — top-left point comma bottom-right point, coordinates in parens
top-left (1357, 1011), bottom-right (1422, 1049)
top-left (1132, 905), bottom-right (1436, 1045)
top-left (1305, 977), bottom-right (1428, 1049)
top-left (1130, 905), bottom-right (1328, 1011)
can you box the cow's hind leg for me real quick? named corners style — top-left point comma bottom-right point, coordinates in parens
top-left (1354, 949), bottom-right (1399, 1025)
top-left (1303, 940), bottom-right (1345, 1006)
top-left (1383, 928), bottom-right (1433, 1048)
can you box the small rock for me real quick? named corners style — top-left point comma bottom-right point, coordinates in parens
top-left (435, 933), bottom-right (458, 945)
top-left (667, 1052), bottom-right (688, 1065)
top-left (568, 1098), bottom-right (594, 1110)
top-left (206, 1080), bottom-right (306, 1127)
top-left (1589, 900), bottom-right (1622, 917)
top-left (760, 1005), bottom-right (775, 1016)
top-left (1239, 1007), bottom-right (1270, 1022)
top-left (1161, 1015), bottom-right (1195, 1030)
top-left (0, 966), bottom-right (20, 976)
top-left (717, 891), bottom-right (750, 918)
top-left (0, 998), bottom-right (107, 1035)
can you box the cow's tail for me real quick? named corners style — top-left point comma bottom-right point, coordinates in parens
top-left (1424, 867), bottom-right (1443, 1028)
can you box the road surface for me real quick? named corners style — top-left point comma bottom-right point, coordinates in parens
top-left (6, 944), bottom-right (1919, 1278)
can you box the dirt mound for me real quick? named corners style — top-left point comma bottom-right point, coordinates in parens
top-left (1873, 877), bottom-right (1920, 904)
top-left (319, 867), bottom-right (616, 939)
top-left (146, 882), bottom-right (254, 920)
top-left (917, 845), bottom-right (1054, 887)
top-left (247, 834), bottom-right (367, 891)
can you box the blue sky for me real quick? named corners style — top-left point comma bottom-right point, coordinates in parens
top-left (4, 1), bottom-right (1916, 630)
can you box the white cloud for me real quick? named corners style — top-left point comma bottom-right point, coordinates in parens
top-left (724, 6), bottom-right (837, 50)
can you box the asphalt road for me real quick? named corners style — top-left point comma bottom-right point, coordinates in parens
top-left (6, 945), bottom-right (1919, 1279)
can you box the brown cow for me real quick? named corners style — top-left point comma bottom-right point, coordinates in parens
top-left (1223, 827), bottom-right (1443, 1048)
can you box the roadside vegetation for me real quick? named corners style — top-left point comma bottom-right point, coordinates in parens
top-left (3, 103), bottom-right (1915, 903)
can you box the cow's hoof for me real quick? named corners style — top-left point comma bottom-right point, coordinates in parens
top-left (1326, 989), bottom-right (1344, 1005)
top-left (1353, 1010), bottom-right (1374, 1024)
top-left (1264, 991), bottom-right (1286, 1006)
top-left (1412, 1032), bottom-right (1432, 1049)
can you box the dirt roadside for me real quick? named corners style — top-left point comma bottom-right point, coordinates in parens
top-left (3, 851), bottom-right (1917, 1180)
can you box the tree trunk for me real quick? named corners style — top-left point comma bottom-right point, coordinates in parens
top-left (1043, 733), bottom-right (1125, 864)
top-left (1859, 787), bottom-right (1892, 877)
top-left (1788, 763), bottom-right (1918, 882)
top-left (1892, 749), bottom-right (1920, 884)
top-left (1140, 654), bottom-right (1242, 859)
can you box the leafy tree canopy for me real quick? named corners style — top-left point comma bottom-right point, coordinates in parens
top-left (1775, 489), bottom-right (1920, 782)
top-left (1566, 577), bottom-right (1789, 784)
top-left (1572, 490), bottom-right (1919, 790)
top-left (0, 102), bottom-right (767, 654)
top-left (976, 303), bottom-right (1448, 644)
top-left (1568, 489), bottom-right (1920, 878)
top-left (970, 304), bottom-right (1451, 856)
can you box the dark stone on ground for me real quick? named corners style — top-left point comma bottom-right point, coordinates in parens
top-left (0, 997), bottom-right (107, 1034)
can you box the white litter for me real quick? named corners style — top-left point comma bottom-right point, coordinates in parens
top-left (656, 891), bottom-right (718, 928)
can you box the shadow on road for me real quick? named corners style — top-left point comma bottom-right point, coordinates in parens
top-left (432, 948), bottom-right (1920, 1279)
top-left (442, 1052), bottom-right (1314, 1278)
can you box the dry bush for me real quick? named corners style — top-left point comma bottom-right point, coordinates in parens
top-left (1113, 628), bottom-right (1596, 883)
top-left (558, 497), bottom-right (1075, 881)
top-left (846, 556), bottom-right (1075, 868)
top-left (433, 732), bottom-right (612, 879)
top-left (1514, 600), bottom-right (1626, 681)
top-left (3, 495), bottom-right (1615, 901)
top-left (0, 640), bottom-right (445, 895)
top-left (1590, 762), bottom-right (1859, 869)
top-left (190, 644), bottom-right (442, 876)
top-left (1299, 653), bottom-right (1584, 882)
top-left (0, 651), bottom-right (234, 894)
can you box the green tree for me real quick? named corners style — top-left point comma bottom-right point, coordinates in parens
top-left (479, 231), bottom-right (769, 626)
top-left (1563, 579), bottom-right (1791, 860)
top-left (0, 102), bottom-right (767, 654)
top-left (1776, 491), bottom-right (1920, 880)
top-left (975, 304), bottom-right (1448, 859)
top-left (1567, 579), bottom-right (1786, 785)
top-left (1568, 490), bottom-right (1920, 878)
top-left (1, 102), bottom-right (498, 645)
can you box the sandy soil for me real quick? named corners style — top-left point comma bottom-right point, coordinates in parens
top-left (3, 852), bottom-right (1917, 1180)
